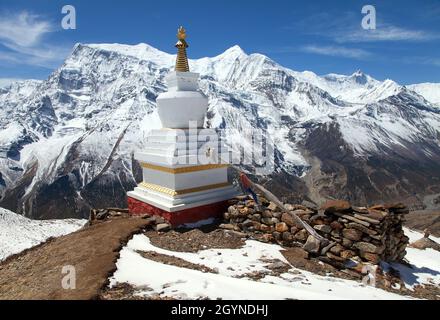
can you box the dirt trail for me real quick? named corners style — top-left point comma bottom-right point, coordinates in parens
top-left (0, 217), bottom-right (150, 300)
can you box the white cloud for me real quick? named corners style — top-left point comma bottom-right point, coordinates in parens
top-left (0, 11), bottom-right (53, 47)
top-left (2, 42), bottom-right (72, 68)
top-left (401, 56), bottom-right (440, 67)
top-left (0, 51), bottom-right (21, 63)
top-left (294, 12), bottom-right (438, 43)
top-left (301, 45), bottom-right (371, 59)
top-left (337, 25), bottom-right (438, 43)
top-left (0, 11), bottom-right (69, 69)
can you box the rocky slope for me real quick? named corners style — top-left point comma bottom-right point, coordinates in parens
top-left (0, 43), bottom-right (440, 219)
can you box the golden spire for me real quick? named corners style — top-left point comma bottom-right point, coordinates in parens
top-left (175, 26), bottom-right (190, 72)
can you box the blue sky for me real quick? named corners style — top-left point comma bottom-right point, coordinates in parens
top-left (0, 0), bottom-right (439, 86)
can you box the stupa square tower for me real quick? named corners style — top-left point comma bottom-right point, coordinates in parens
top-left (127, 27), bottom-right (237, 226)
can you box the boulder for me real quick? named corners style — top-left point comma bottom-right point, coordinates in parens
top-left (272, 231), bottom-right (282, 241)
top-left (242, 219), bottom-right (254, 228)
top-left (281, 212), bottom-right (295, 227)
top-left (262, 210), bottom-right (273, 218)
top-left (383, 203), bottom-right (406, 210)
top-left (292, 209), bottom-right (314, 216)
top-left (352, 206), bottom-right (369, 214)
top-left (295, 229), bottom-right (308, 242)
top-left (95, 210), bottom-right (109, 220)
top-left (251, 213), bottom-right (261, 221)
top-left (331, 230), bottom-right (341, 238)
top-left (272, 212), bottom-right (282, 219)
top-left (228, 205), bottom-right (239, 217)
top-left (282, 231), bottom-right (294, 242)
top-left (346, 222), bottom-right (377, 236)
top-left (330, 244), bottom-right (344, 255)
top-left (220, 223), bottom-right (240, 231)
top-left (409, 237), bottom-right (440, 252)
top-left (290, 226), bottom-right (299, 234)
top-left (342, 228), bottom-right (363, 241)
top-left (339, 214), bottom-right (371, 227)
top-left (155, 223), bottom-right (171, 232)
top-left (364, 209), bottom-right (388, 221)
top-left (354, 214), bottom-right (380, 225)
top-left (239, 207), bottom-right (252, 216)
top-left (353, 242), bottom-right (384, 254)
top-left (252, 221), bottom-right (262, 230)
top-left (320, 241), bottom-right (337, 255)
top-left (303, 235), bottom-right (321, 253)
top-left (272, 211), bottom-right (283, 219)
top-left (360, 252), bottom-right (380, 264)
top-left (261, 217), bottom-right (275, 226)
top-left (268, 202), bottom-right (278, 211)
top-left (260, 224), bottom-right (271, 232)
top-left (301, 200), bottom-right (318, 210)
top-left (340, 250), bottom-right (356, 259)
top-left (261, 233), bottom-right (274, 243)
top-left (321, 200), bottom-right (351, 214)
top-left (326, 252), bottom-right (346, 262)
top-left (245, 199), bottom-right (256, 207)
top-left (310, 217), bottom-right (326, 225)
top-left (153, 215), bottom-right (166, 224)
top-left (342, 238), bottom-right (353, 248)
top-left (314, 224), bottom-right (332, 234)
top-left (275, 222), bottom-right (289, 233)
top-left (330, 221), bottom-right (344, 230)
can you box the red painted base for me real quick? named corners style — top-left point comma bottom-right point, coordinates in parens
top-left (127, 196), bottom-right (229, 226)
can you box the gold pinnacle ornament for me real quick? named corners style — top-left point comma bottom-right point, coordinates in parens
top-left (175, 26), bottom-right (190, 72)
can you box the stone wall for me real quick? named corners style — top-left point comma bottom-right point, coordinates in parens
top-left (221, 197), bottom-right (409, 272)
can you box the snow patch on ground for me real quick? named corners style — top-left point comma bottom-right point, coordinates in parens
top-left (0, 207), bottom-right (86, 261)
top-left (387, 228), bottom-right (440, 289)
top-left (109, 231), bottom-right (439, 300)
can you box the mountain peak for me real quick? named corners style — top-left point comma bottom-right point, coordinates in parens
top-left (350, 69), bottom-right (370, 85)
top-left (218, 45), bottom-right (247, 59)
top-left (225, 45), bottom-right (245, 54)
top-left (352, 69), bottom-right (364, 77)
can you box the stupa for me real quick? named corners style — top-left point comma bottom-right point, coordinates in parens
top-left (127, 27), bottom-right (237, 226)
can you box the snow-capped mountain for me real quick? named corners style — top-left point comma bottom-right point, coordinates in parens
top-left (408, 83), bottom-right (440, 107)
top-left (0, 207), bottom-right (85, 260)
top-left (0, 43), bottom-right (439, 219)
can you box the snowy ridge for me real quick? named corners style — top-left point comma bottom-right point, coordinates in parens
top-left (0, 207), bottom-right (86, 261)
top-left (408, 83), bottom-right (440, 106)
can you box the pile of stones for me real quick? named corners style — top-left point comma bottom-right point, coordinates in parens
top-left (221, 196), bottom-right (410, 271)
top-left (89, 208), bottom-right (172, 232)
top-left (89, 208), bottom-right (130, 221)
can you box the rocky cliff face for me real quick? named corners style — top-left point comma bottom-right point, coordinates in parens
top-left (1, 43), bottom-right (440, 218)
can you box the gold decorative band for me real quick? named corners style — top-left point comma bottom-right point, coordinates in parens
top-left (140, 162), bottom-right (228, 174)
top-left (139, 182), bottom-right (230, 196)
